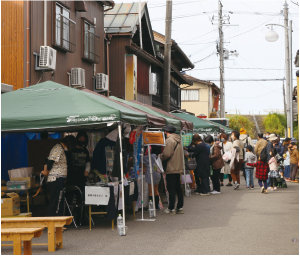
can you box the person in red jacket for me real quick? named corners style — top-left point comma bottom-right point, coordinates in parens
top-left (247, 153), bottom-right (270, 194)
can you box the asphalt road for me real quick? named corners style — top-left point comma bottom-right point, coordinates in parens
top-left (2, 179), bottom-right (299, 255)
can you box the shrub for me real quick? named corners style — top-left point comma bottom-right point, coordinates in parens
top-left (263, 113), bottom-right (286, 137)
top-left (228, 115), bottom-right (255, 138)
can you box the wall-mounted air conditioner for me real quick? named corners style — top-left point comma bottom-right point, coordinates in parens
top-left (39, 46), bottom-right (57, 70)
top-left (95, 73), bottom-right (108, 91)
top-left (149, 73), bottom-right (157, 95)
top-left (71, 68), bottom-right (85, 88)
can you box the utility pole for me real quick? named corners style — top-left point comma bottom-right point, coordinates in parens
top-left (289, 19), bottom-right (294, 137)
top-left (284, 0), bottom-right (291, 137)
top-left (283, 80), bottom-right (287, 114)
top-left (218, 0), bottom-right (225, 118)
top-left (162, 0), bottom-right (172, 112)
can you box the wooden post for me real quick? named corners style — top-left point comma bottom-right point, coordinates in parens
top-left (13, 234), bottom-right (22, 255)
top-left (89, 205), bottom-right (92, 230)
top-left (55, 227), bottom-right (63, 249)
top-left (47, 222), bottom-right (55, 252)
top-left (23, 240), bottom-right (32, 255)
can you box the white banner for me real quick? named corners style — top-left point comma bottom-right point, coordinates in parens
top-left (85, 186), bottom-right (110, 205)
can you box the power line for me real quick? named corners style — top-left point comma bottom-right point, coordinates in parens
top-left (190, 67), bottom-right (290, 70)
top-left (195, 78), bottom-right (297, 81)
top-left (193, 52), bottom-right (216, 63)
top-left (225, 88), bottom-right (282, 99)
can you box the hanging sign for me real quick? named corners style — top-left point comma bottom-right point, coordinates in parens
top-left (142, 131), bottom-right (165, 146)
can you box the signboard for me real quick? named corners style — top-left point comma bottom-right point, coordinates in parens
top-left (85, 186), bottom-right (110, 205)
top-left (142, 131), bottom-right (165, 146)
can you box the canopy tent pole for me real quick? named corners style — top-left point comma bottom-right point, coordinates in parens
top-left (180, 130), bottom-right (187, 194)
top-left (147, 144), bottom-right (156, 217)
top-left (136, 128), bottom-right (156, 222)
top-left (118, 123), bottom-right (126, 233)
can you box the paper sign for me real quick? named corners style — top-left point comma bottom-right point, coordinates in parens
top-left (143, 131), bottom-right (165, 146)
top-left (129, 182), bottom-right (134, 196)
top-left (85, 186), bottom-right (110, 205)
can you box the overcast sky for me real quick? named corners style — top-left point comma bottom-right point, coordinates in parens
top-left (114, 0), bottom-right (299, 115)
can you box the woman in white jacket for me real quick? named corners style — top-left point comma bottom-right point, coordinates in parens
top-left (219, 133), bottom-right (233, 186)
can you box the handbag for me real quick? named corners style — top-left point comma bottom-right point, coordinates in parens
top-left (185, 158), bottom-right (197, 170)
top-left (181, 174), bottom-right (193, 184)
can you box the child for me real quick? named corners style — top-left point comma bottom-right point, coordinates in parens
top-left (247, 153), bottom-right (269, 194)
top-left (243, 145), bottom-right (256, 189)
top-left (289, 138), bottom-right (299, 182)
top-left (268, 148), bottom-right (279, 191)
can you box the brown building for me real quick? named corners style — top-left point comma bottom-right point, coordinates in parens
top-left (104, 2), bottom-right (193, 110)
top-left (1, 1), bottom-right (114, 91)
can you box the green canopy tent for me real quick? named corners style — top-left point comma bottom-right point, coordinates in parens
top-left (1, 81), bottom-right (150, 229)
top-left (173, 113), bottom-right (222, 133)
top-left (110, 96), bottom-right (182, 131)
top-left (1, 81), bottom-right (148, 133)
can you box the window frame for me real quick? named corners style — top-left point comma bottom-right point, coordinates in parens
top-left (181, 89), bottom-right (200, 102)
top-left (52, 2), bottom-right (76, 53)
top-left (82, 18), bottom-right (100, 64)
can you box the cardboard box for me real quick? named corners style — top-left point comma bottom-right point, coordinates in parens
top-left (10, 177), bottom-right (36, 188)
top-left (1, 193), bottom-right (20, 217)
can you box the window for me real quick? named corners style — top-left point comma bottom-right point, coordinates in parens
top-left (83, 21), bottom-right (100, 63)
top-left (181, 89), bottom-right (199, 101)
top-left (54, 3), bottom-right (75, 52)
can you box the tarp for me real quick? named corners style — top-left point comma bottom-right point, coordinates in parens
top-left (173, 113), bottom-right (221, 133)
top-left (1, 81), bottom-right (148, 133)
top-left (130, 100), bottom-right (193, 131)
top-left (204, 119), bottom-right (233, 134)
top-left (110, 96), bottom-right (182, 131)
top-left (82, 89), bottom-right (166, 128)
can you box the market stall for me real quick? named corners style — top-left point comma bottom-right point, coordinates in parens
top-left (1, 81), bottom-right (153, 234)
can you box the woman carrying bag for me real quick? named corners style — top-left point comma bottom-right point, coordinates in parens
top-left (219, 133), bottom-right (233, 186)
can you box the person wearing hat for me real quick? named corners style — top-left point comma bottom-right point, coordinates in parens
top-left (243, 145), bottom-right (256, 189)
top-left (239, 128), bottom-right (254, 182)
top-left (160, 125), bottom-right (184, 215)
top-left (288, 138), bottom-right (299, 182)
top-left (230, 131), bottom-right (244, 190)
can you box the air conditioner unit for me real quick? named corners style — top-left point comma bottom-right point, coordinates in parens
top-left (149, 73), bottom-right (157, 95)
top-left (39, 46), bottom-right (57, 70)
top-left (95, 73), bottom-right (108, 91)
top-left (71, 68), bottom-right (85, 88)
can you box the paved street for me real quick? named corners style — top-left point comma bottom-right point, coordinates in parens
top-left (2, 179), bottom-right (299, 255)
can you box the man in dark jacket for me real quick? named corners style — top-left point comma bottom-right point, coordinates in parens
top-left (160, 125), bottom-right (184, 215)
top-left (273, 135), bottom-right (284, 156)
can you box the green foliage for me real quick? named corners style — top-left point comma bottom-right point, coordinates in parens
top-left (293, 120), bottom-right (299, 140)
top-left (263, 113), bottom-right (287, 137)
top-left (228, 115), bottom-right (255, 138)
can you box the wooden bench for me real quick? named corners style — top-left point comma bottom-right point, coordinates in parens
top-left (1, 216), bottom-right (72, 252)
top-left (1, 228), bottom-right (43, 255)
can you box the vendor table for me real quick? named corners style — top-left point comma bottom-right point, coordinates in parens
top-left (2, 186), bottom-right (40, 213)
top-left (86, 180), bottom-right (138, 230)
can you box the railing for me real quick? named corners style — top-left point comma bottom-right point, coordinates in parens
top-left (253, 115), bottom-right (260, 134)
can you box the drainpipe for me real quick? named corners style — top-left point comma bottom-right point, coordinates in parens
top-left (44, 0), bottom-right (47, 45)
top-left (26, 1), bottom-right (30, 87)
top-left (106, 39), bottom-right (110, 96)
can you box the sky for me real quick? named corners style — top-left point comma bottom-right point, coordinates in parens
top-left (114, 0), bottom-right (299, 115)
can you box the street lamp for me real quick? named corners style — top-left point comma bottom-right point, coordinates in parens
top-left (265, 22), bottom-right (294, 137)
top-left (265, 25), bottom-right (279, 42)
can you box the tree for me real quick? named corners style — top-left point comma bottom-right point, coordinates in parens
top-left (228, 115), bottom-right (255, 138)
top-left (263, 113), bottom-right (286, 137)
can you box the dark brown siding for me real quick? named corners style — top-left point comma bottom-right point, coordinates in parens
top-left (1, 1), bottom-right (24, 90)
top-left (108, 36), bottom-right (131, 99)
top-left (30, 1), bottom-right (105, 90)
top-left (137, 58), bottom-right (149, 96)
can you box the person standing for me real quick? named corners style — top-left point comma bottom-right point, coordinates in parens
top-left (42, 135), bottom-right (76, 216)
top-left (243, 145), bottom-right (256, 189)
top-left (273, 135), bottom-right (284, 156)
top-left (283, 142), bottom-right (291, 181)
top-left (289, 138), bottom-right (299, 182)
top-left (188, 134), bottom-right (211, 196)
top-left (206, 136), bottom-right (224, 194)
top-left (268, 148), bottom-right (279, 191)
top-left (219, 133), bottom-right (233, 186)
top-left (255, 133), bottom-right (268, 158)
top-left (160, 125), bottom-right (184, 215)
top-left (231, 131), bottom-right (244, 190)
